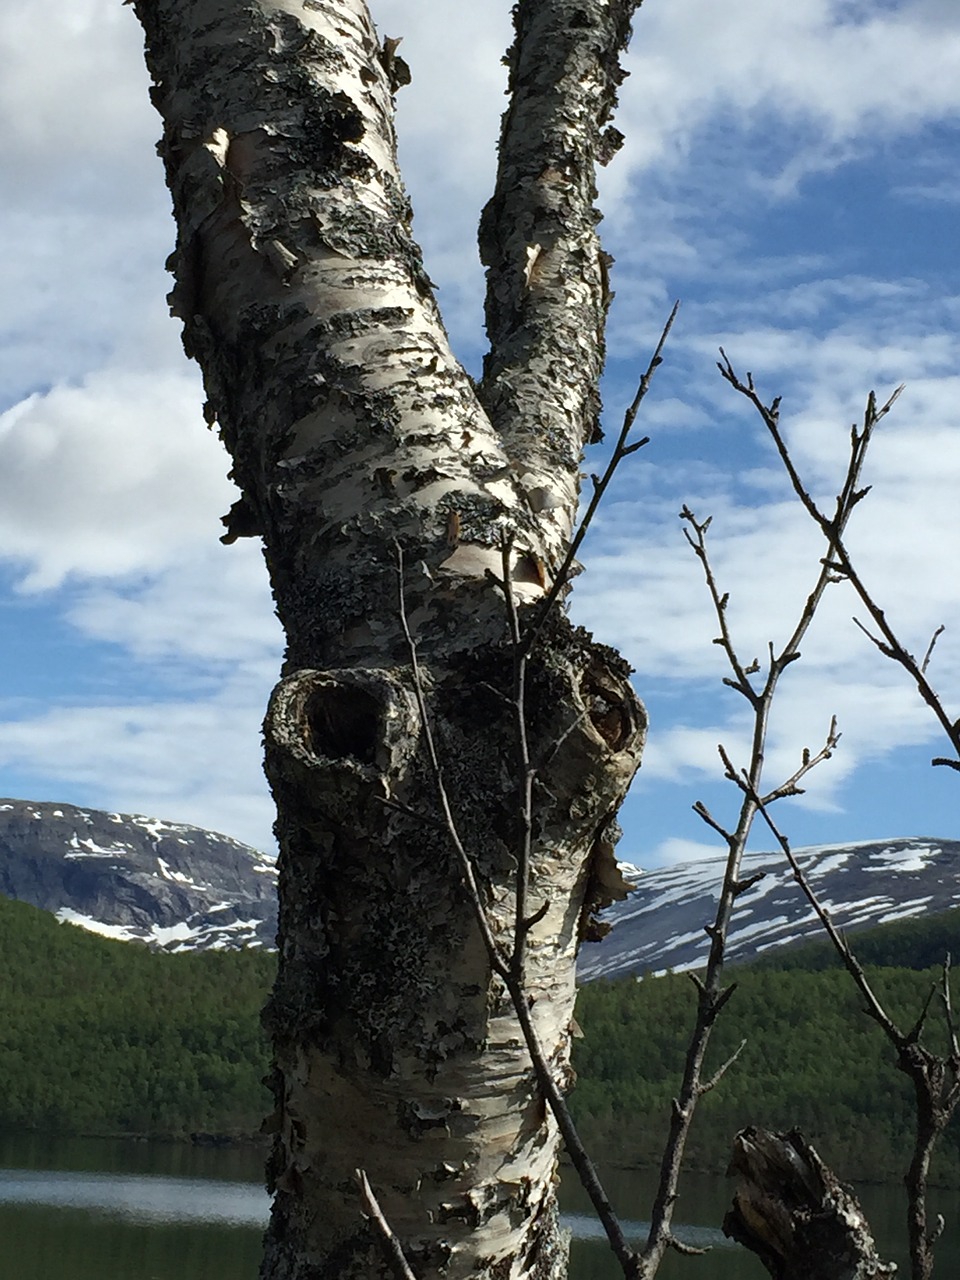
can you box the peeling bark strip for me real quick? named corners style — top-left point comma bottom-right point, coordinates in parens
top-left (724, 1128), bottom-right (896, 1280)
top-left (131, 1), bottom-right (643, 1277)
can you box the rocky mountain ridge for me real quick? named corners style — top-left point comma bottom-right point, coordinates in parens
top-left (0, 798), bottom-right (277, 950)
top-left (2, 801), bottom-right (956, 974)
top-left (580, 836), bottom-right (960, 980)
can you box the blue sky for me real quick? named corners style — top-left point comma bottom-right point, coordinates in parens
top-left (1, 0), bottom-right (959, 865)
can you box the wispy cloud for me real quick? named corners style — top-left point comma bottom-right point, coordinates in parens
top-left (0, 693), bottom-right (276, 850)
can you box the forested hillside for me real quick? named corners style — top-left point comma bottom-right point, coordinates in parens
top-left (5, 892), bottom-right (960, 1188)
top-left (0, 896), bottom-right (272, 1135)
top-left (571, 959), bottom-right (960, 1185)
top-left (747, 904), bottom-right (960, 974)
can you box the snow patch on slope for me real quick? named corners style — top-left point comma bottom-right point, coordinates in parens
top-left (579, 837), bottom-right (960, 980)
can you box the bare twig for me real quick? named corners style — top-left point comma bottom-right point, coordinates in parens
top-left (921, 625), bottom-right (945, 676)
top-left (637, 500), bottom-right (849, 1278)
top-left (745, 779), bottom-right (901, 1043)
top-left (535, 708), bottom-right (590, 772)
top-left (700, 1040), bottom-right (746, 1095)
top-left (356, 1169), bottom-right (419, 1280)
top-left (522, 302), bottom-right (678, 657)
top-left (691, 799), bottom-right (729, 841)
top-left (720, 359), bottom-right (960, 771)
top-left (376, 795), bottom-right (447, 830)
top-left (680, 506), bottom-right (760, 709)
top-left (756, 718), bottom-right (840, 805)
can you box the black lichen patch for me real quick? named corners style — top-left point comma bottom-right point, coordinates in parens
top-left (295, 88), bottom-right (368, 172)
top-left (435, 491), bottom-right (509, 547)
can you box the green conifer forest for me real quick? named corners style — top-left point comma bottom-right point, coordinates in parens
top-left (3, 893), bottom-right (958, 1185)
top-left (0, 896), bottom-right (273, 1136)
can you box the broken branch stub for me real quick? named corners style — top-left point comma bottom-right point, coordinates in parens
top-left (724, 1128), bottom-right (896, 1280)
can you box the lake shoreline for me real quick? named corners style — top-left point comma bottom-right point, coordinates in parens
top-left (0, 1125), bottom-right (943, 1193)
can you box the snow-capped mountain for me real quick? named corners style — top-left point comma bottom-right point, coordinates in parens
top-left (0, 798), bottom-right (277, 951)
top-left (578, 837), bottom-right (960, 980)
top-left (3, 800), bottom-right (955, 974)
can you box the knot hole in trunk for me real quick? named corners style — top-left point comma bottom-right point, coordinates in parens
top-left (265, 668), bottom-right (422, 785)
top-left (580, 664), bottom-right (640, 753)
top-left (305, 684), bottom-right (379, 764)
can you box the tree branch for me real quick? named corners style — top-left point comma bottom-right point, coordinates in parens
top-left (720, 359), bottom-right (960, 772)
top-left (356, 1170), bottom-right (419, 1280)
top-left (479, 0), bottom-right (644, 541)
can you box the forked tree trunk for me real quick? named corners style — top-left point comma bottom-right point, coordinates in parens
top-left (131, 0), bottom-right (643, 1276)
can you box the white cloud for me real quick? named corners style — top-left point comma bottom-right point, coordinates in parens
top-left (65, 546), bottom-right (281, 674)
top-left (0, 693), bottom-right (276, 852)
top-left (649, 837), bottom-right (727, 868)
top-left (613, 0), bottom-right (960, 184)
top-left (0, 367), bottom-right (234, 590)
top-left (0, 3), bottom-right (156, 184)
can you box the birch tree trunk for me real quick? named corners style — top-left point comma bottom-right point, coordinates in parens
top-left (131, 1), bottom-right (644, 1276)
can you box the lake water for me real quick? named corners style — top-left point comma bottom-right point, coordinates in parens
top-left (1, 1133), bottom-right (958, 1278)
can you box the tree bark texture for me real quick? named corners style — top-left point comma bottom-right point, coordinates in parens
top-left (724, 1128), bottom-right (897, 1280)
top-left (131, 1), bottom-right (643, 1277)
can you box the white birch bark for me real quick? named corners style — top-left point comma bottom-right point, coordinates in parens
top-left (130, 1), bottom-right (644, 1276)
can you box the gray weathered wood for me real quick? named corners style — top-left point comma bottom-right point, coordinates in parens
top-left (724, 1127), bottom-right (897, 1280)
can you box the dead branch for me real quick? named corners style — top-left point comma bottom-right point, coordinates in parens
top-left (724, 1128), bottom-right (896, 1280)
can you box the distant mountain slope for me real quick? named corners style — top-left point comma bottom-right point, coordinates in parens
top-left (3, 801), bottom-right (955, 976)
top-left (0, 798), bottom-right (277, 951)
top-left (579, 837), bottom-right (960, 980)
